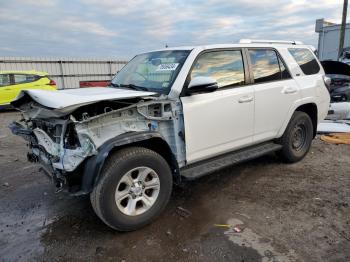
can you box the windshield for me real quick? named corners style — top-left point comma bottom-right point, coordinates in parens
top-left (110, 50), bottom-right (191, 94)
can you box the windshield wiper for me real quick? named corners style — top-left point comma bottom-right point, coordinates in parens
top-left (112, 83), bottom-right (149, 91)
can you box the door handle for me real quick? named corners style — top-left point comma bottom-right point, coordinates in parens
top-left (238, 96), bottom-right (253, 103)
top-left (282, 86), bottom-right (297, 94)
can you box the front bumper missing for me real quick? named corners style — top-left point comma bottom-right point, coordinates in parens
top-left (27, 147), bottom-right (67, 192)
top-left (10, 121), bottom-right (67, 191)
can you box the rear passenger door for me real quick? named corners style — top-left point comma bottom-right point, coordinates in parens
top-left (181, 49), bottom-right (254, 164)
top-left (247, 49), bottom-right (301, 143)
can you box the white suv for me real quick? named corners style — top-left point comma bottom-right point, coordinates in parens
top-left (10, 40), bottom-right (330, 231)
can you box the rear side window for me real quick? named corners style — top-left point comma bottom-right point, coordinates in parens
top-left (13, 74), bottom-right (40, 84)
top-left (288, 48), bottom-right (320, 75)
top-left (0, 74), bottom-right (11, 86)
top-left (248, 49), bottom-right (291, 84)
top-left (190, 50), bottom-right (245, 88)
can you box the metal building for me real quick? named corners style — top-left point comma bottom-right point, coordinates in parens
top-left (0, 57), bottom-right (127, 89)
top-left (316, 18), bottom-right (350, 61)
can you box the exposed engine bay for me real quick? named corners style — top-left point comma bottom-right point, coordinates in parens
top-left (10, 90), bottom-right (186, 192)
top-left (321, 60), bottom-right (350, 102)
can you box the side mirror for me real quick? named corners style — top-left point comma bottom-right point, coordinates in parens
top-left (187, 76), bottom-right (218, 94)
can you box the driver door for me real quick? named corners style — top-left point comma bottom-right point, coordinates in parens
top-left (181, 49), bottom-right (255, 164)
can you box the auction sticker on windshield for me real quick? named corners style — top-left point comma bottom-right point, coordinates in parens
top-left (156, 63), bottom-right (179, 71)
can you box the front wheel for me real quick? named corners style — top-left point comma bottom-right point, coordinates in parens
top-left (90, 147), bottom-right (173, 231)
top-left (276, 111), bottom-right (314, 163)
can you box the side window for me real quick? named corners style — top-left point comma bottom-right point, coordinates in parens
top-left (13, 74), bottom-right (39, 85)
top-left (288, 48), bottom-right (320, 75)
top-left (249, 49), bottom-right (290, 83)
top-left (190, 50), bottom-right (245, 88)
top-left (0, 74), bottom-right (11, 87)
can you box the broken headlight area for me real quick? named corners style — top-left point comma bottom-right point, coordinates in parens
top-left (9, 116), bottom-right (97, 192)
top-left (10, 95), bottom-right (186, 194)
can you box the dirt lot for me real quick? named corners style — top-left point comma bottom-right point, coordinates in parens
top-left (0, 111), bottom-right (349, 262)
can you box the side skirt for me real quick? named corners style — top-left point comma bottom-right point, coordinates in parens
top-left (180, 142), bottom-right (282, 180)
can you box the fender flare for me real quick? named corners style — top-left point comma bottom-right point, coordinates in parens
top-left (76, 131), bottom-right (171, 195)
top-left (276, 98), bottom-right (318, 138)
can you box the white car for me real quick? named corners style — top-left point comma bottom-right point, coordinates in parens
top-left (10, 40), bottom-right (330, 231)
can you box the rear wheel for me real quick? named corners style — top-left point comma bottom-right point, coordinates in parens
top-left (90, 147), bottom-right (173, 231)
top-left (277, 111), bottom-right (313, 163)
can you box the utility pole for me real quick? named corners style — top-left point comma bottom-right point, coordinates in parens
top-left (338, 0), bottom-right (348, 58)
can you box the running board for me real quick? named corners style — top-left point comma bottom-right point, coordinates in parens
top-left (180, 142), bottom-right (282, 180)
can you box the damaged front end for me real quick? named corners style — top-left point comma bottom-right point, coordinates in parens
top-left (9, 114), bottom-right (97, 190)
top-left (10, 89), bottom-right (185, 195)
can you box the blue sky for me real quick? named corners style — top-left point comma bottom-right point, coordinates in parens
top-left (0, 0), bottom-right (345, 59)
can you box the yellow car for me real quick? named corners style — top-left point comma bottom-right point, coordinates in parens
top-left (0, 70), bottom-right (57, 108)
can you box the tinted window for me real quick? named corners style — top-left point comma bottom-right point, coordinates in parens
top-left (14, 74), bottom-right (39, 84)
top-left (288, 48), bottom-right (320, 75)
top-left (249, 49), bottom-right (290, 83)
top-left (0, 74), bottom-right (10, 87)
top-left (190, 50), bottom-right (245, 88)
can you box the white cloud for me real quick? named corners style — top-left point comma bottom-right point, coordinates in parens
top-left (17, 0), bottom-right (57, 7)
top-left (0, 9), bottom-right (22, 21)
top-left (83, 0), bottom-right (147, 15)
top-left (57, 18), bottom-right (117, 37)
top-left (0, 46), bottom-right (16, 52)
top-left (0, 0), bottom-right (348, 57)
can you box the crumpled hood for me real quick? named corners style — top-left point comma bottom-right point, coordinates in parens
top-left (11, 87), bottom-right (157, 116)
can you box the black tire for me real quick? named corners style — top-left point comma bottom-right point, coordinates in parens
top-left (90, 147), bottom-right (173, 231)
top-left (276, 111), bottom-right (313, 163)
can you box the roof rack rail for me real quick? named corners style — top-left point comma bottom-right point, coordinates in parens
top-left (239, 39), bottom-right (303, 45)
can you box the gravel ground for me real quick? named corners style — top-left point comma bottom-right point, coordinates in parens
top-left (0, 111), bottom-right (349, 262)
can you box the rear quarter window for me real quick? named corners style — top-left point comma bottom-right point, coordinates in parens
top-left (288, 48), bottom-right (320, 75)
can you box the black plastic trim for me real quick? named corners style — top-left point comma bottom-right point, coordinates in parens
top-left (181, 142), bottom-right (282, 180)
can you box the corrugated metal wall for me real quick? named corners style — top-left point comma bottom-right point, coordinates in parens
top-left (317, 23), bottom-right (350, 61)
top-left (0, 57), bottom-right (128, 89)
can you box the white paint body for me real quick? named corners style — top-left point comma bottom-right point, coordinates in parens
top-left (15, 88), bottom-right (156, 113)
top-left (13, 43), bottom-right (331, 167)
top-left (165, 43), bottom-right (330, 164)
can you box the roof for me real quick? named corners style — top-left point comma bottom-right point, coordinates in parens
top-left (148, 41), bottom-right (311, 53)
top-left (0, 70), bottom-right (48, 76)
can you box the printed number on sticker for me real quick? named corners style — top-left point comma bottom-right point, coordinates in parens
top-left (157, 63), bottom-right (179, 71)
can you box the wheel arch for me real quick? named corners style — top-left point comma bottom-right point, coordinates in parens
top-left (294, 103), bottom-right (318, 137)
top-left (277, 100), bottom-right (318, 139)
top-left (75, 131), bottom-right (179, 196)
